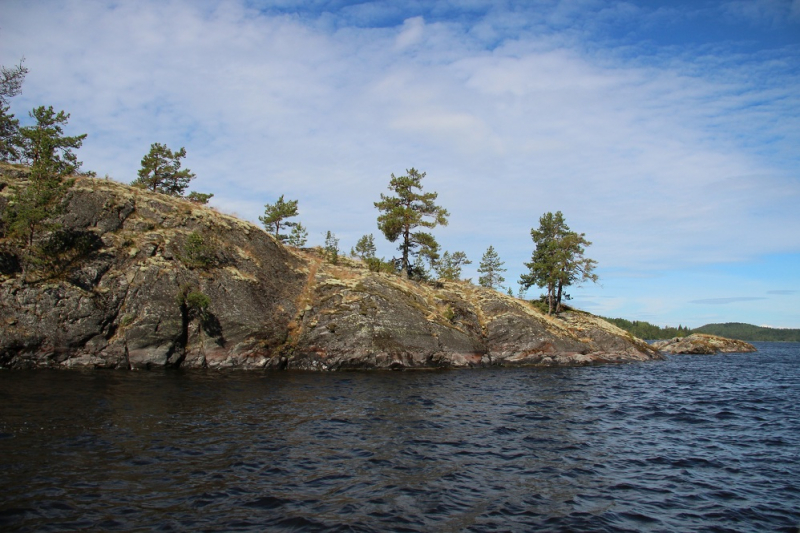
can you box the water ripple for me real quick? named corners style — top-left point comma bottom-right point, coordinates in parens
top-left (1, 343), bottom-right (799, 531)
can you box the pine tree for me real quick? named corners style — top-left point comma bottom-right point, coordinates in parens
top-left (352, 234), bottom-right (376, 260)
top-left (477, 245), bottom-right (506, 289)
top-left (259, 195), bottom-right (299, 241)
top-left (5, 106), bottom-right (86, 249)
top-left (519, 211), bottom-right (598, 314)
top-left (0, 59), bottom-right (28, 162)
top-left (434, 251), bottom-right (471, 281)
top-left (286, 222), bottom-right (308, 247)
top-left (324, 230), bottom-right (339, 264)
top-left (185, 191), bottom-right (213, 204)
top-left (3, 106), bottom-right (87, 278)
top-left (374, 168), bottom-right (449, 277)
top-left (0, 104), bottom-right (20, 162)
top-left (132, 143), bottom-right (195, 196)
top-left (1, 59), bottom-right (28, 104)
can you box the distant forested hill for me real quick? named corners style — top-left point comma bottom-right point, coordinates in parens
top-left (600, 317), bottom-right (692, 340)
top-left (601, 317), bottom-right (800, 342)
top-left (692, 323), bottom-right (800, 342)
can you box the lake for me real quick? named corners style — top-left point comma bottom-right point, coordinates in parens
top-left (1, 342), bottom-right (799, 532)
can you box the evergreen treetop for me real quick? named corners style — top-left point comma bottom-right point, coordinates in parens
top-left (477, 245), bottom-right (506, 289)
top-left (352, 234), bottom-right (377, 260)
top-left (260, 195), bottom-right (299, 241)
top-left (0, 58), bottom-right (28, 162)
top-left (374, 168), bottom-right (449, 277)
top-left (520, 211), bottom-right (597, 314)
top-left (18, 106), bottom-right (87, 182)
top-left (132, 142), bottom-right (195, 196)
top-left (435, 250), bottom-right (471, 281)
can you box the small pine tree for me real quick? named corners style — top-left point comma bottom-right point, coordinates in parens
top-left (517, 285), bottom-right (528, 299)
top-left (434, 251), bottom-right (471, 281)
top-left (324, 231), bottom-right (340, 264)
top-left (352, 234), bottom-right (377, 260)
top-left (259, 195), bottom-right (299, 242)
top-left (477, 245), bottom-right (506, 289)
top-left (185, 191), bottom-right (213, 204)
top-left (286, 222), bottom-right (308, 247)
top-left (132, 143), bottom-right (196, 196)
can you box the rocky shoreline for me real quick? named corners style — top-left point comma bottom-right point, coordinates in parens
top-left (652, 334), bottom-right (757, 355)
top-left (0, 164), bottom-right (661, 370)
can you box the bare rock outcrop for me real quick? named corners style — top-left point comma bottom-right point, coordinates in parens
top-left (0, 164), bottom-right (661, 370)
top-left (652, 334), bottom-right (757, 355)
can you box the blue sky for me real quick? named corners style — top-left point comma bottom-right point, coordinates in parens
top-left (2, 0), bottom-right (798, 328)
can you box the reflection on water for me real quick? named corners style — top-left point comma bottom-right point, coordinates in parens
top-left (1, 343), bottom-right (799, 531)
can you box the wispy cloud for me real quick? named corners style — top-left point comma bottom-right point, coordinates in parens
top-left (690, 297), bottom-right (769, 305)
top-left (723, 0), bottom-right (800, 24)
top-left (768, 290), bottom-right (798, 295)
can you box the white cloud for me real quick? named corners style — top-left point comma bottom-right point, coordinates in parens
top-left (395, 16), bottom-right (425, 49)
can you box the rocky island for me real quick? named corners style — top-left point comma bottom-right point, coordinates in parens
top-left (0, 164), bottom-right (661, 370)
top-left (652, 334), bottom-right (757, 355)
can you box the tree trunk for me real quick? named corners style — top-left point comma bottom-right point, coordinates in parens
top-left (402, 226), bottom-right (410, 277)
top-left (555, 281), bottom-right (563, 314)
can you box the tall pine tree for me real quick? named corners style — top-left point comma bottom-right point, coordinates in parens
top-left (374, 168), bottom-right (449, 277)
top-left (5, 106), bottom-right (87, 249)
top-left (520, 211), bottom-right (597, 314)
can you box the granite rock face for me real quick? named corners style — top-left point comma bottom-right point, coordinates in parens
top-left (652, 334), bottom-right (757, 355)
top-left (0, 164), bottom-right (661, 370)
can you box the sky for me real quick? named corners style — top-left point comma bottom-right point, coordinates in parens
top-left (1, 0), bottom-right (798, 328)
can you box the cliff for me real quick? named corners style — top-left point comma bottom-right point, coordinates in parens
top-left (0, 164), bottom-right (661, 370)
top-left (652, 334), bottom-right (757, 355)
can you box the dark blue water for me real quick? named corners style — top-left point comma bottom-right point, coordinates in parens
top-left (1, 342), bottom-right (798, 532)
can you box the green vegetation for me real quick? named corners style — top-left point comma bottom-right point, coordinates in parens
top-left (349, 234), bottom-right (398, 274)
top-left (175, 284), bottom-right (213, 351)
top-left (520, 211), bottom-right (598, 315)
top-left (374, 167), bottom-right (449, 278)
top-left (364, 256), bottom-right (397, 274)
top-left (180, 231), bottom-right (217, 269)
top-left (477, 245), bottom-right (506, 290)
top-left (599, 319), bottom-right (800, 342)
top-left (324, 230), bottom-right (340, 264)
top-left (601, 317), bottom-right (691, 340)
top-left (286, 222), bottom-right (308, 247)
top-left (132, 143), bottom-right (196, 196)
top-left (351, 234), bottom-right (376, 260)
top-left (2, 105), bottom-right (87, 276)
top-left (176, 284), bottom-right (212, 321)
top-left (0, 59), bottom-right (28, 162)
top-left (185, 291), bottom-right (211, 316)
top-left (260, 195), bottom-right (299, 242)
top-left (693, 323), bottom-right (800, 342)
top-left (186, 191), bottom-right (213, 204)
top-left (434, 250), bottom-right (471, 281)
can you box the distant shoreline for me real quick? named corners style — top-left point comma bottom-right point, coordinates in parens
top-left (603, 319), bottom-right (800, 343)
